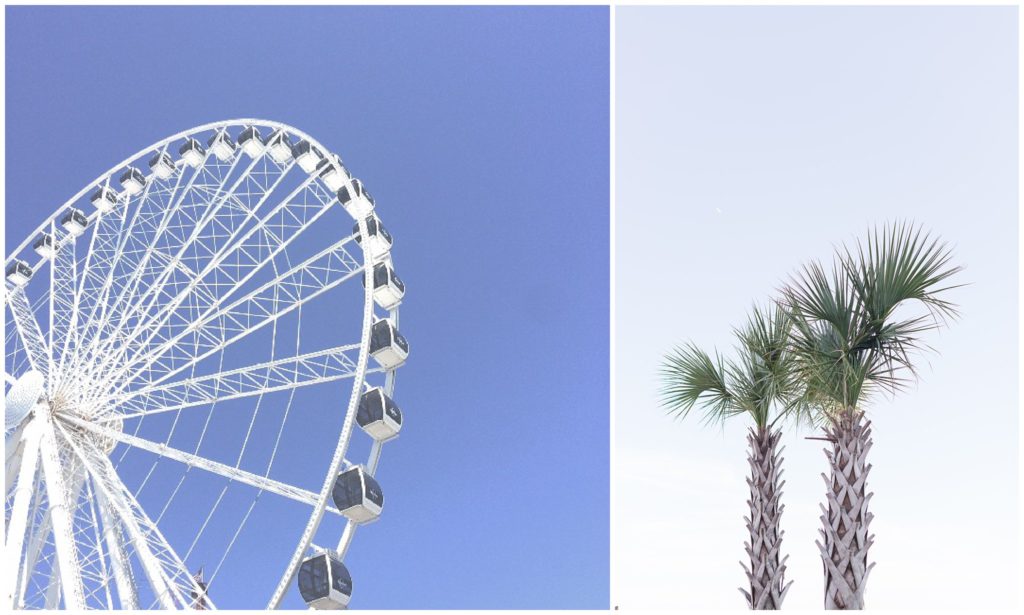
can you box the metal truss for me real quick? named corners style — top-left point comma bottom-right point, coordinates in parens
top-left (109, 343), bottom-right (369, 419)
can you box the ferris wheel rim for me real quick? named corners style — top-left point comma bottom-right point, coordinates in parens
top-left (4, 119), bottom-right (344, 271)
top-left (5, 119), bottom-right (403, 609)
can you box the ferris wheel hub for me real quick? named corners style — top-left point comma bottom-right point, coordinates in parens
top-left (5, 369), bottom-right (45, 430)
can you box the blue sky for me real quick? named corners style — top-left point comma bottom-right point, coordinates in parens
top-left (614, 6), bottom-right (1017, 609)
top-left (6, 6), bottom-right (609, 609)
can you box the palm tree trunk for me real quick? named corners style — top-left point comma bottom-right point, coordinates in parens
top-left (740, 426), bottom-right (791, 609)
top-left (818, 409), bottom-right (875, 609)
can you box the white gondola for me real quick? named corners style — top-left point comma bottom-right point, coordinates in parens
top-left (119, 167), bottom-right (146, 196)
top-left (338, 179), bottom-right (375, 219)
top-left (267, 129), bottom-right (294, 164)
top-left (90, 186), bottom-right (119, 212)
top-left (33, 233), bottom-right (56, 259)
top-left (179, 138), bottom-right (205, 167)
top-left (238, 125), bottom-right (264, 157)
top-left (207, 130), bottom-right (236, 161)
top-left (6, 260), bottom-right (32, 286)
top-left (297, 552), bottom-right (352, 609)
top-left (316, 155), bottom-right (348, 191)
top-left (148, 151), bottom-right (175, 179)
top-left (61, 208), bottom-right (89, 236)
top-left (357, 387), bottom-right (403, 441)
top-left (352, 216), bottom-right (394, 261)
top-left (292, 139), bottom-right (324, 173)
top-left (362, 261), bottom-right (405, 310)
top-left (369, 318), bottom-right (409, 369)
top-left (331, 466), bottom-right (384, 523)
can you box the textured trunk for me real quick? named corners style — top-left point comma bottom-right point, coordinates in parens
top-left (740, 426), bottom-right (791, 609)
top-left (818, 409), bottom-right (875, 609)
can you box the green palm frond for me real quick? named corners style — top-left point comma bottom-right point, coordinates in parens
top-left (661, 304), bottom-right (798, 429)
top-left (783, 221), bottom-right (963, 415)
top-left (843, 221), bottom-right (964, 326)
top-left (660, 343), bottom-right (738, 426)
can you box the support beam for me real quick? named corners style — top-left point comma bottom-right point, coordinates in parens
top-left (41, 462), bottom-right (88, 610)
top-left (37, 417), bottom-right (85, 609)
top-left (13, 470), bottom-right (44, 609)
top-left (16, 458), bottom-right (91, 609)
top-left (94, 480), bottom-right (140, 609)
top-left (84, 477), bottom-right (115, 609)
top-left (4, 418), bottom-right (42, 608)
top-left (5, 418), bottom-right (29, 496)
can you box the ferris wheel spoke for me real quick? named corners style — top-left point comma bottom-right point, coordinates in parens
top-left (85, 152), bottom-right (285, 371)
top-left (6, 288), bottom-right (50, 380)
top-left (105, 235), bottom-right (364, 397)
top-left (58, 424), bottom-right (209, 610)
top-left (49, 231), bottom-right (80, 389)
top-left (123, 174), bottom-right (329, 348)
top-left (85, 163), bottom-right (313, 396)
top-left (79, 250), bottom-right (221, 402)
top-left (65, 203), bottom-right (132, 377)
top-left (106, 343), bottom-right (369, 420)
top-left (68, 175), bottom-right (193, 383)
top-left (67, 158), bottom-right (221, 387)
top-left (62, 416), bottom-right (344, 517)
top-left (72, 149), bottom-right (243, 359)
top-left (6, 312), bottom-right (32, 383)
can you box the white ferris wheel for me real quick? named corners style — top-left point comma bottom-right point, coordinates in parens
top-left (4, 120), bottom-right (409, 609)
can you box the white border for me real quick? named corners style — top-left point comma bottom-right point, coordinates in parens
top-left (2, 2), bottom-right (1022, 612)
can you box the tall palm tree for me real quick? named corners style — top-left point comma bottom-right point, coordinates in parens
top-left (661, 304), bottom-right (798, 609)
top-left (781, 222), bottom-right (962, 609)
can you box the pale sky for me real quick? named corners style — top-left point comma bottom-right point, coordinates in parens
top-left (613, 6), bottom-right (1019, 610)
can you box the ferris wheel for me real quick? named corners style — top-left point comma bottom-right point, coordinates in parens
top-left (4, 120), bottom-right (409, 609)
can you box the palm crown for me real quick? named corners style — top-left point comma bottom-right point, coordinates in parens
top-left (781, 221), bottom-right (963, 417)
top-left (661, 303), bottom-right (798, 429)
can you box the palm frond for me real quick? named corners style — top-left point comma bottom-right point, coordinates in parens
top-left (662, 303), bottom-right (799, 429)
top-left (660, 343), bottom-right (739, 425)
top-left (782, 221), bottom-right (963, 415)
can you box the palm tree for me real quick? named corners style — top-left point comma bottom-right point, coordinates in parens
top-left (661, 304), bottom-right (798, 609)
top-left (781, 222), bottom-right (962, 609)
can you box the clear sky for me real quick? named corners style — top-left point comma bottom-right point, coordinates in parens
top-left (614, 6), bottom-right (1018, 610)
top-left (5, 5), bottom-right (609, 609)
